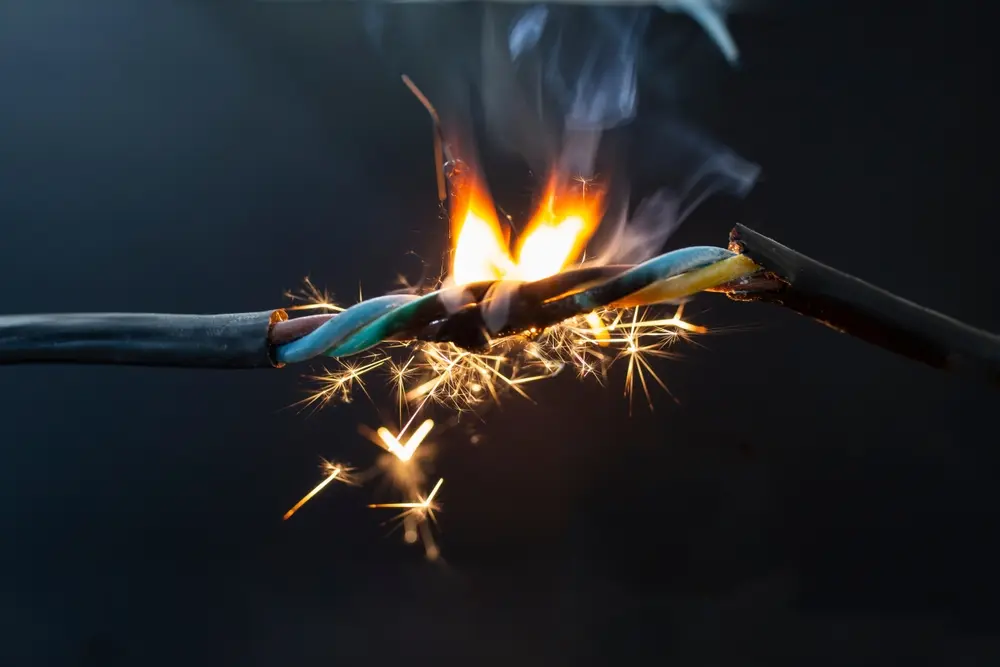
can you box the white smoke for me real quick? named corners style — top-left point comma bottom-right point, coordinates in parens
top-left (354, 0), bottom-right (760, 270)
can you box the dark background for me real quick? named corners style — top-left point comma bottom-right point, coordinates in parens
top-left (1, 1), bottom-right (996, 665)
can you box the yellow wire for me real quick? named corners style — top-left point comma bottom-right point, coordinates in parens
top-left (610, 254), bottom-right (760, 308)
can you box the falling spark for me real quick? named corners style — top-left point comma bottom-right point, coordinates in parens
top-left (370, 477), bottom-right (445, 560)
top-left (618, 307), bottom-right (674, 412)
top-left (376, 418), bottom-right (435, 462)
top-left (298, 356), bottom-right (389, 410)
top-left (283, 463), bottom-right (350, 521)
top-left (285, 276), bottom-right (344, 312)
top-left (388, 355), bottom-right (417, 425)
top-left (370, 477), bottom-right (444, 512)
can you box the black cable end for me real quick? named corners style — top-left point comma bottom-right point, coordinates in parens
top-left (726, 224), bottom-right (1000, 387)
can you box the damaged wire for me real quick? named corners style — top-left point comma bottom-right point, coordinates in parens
top-left (271, 247), bottom-right (754, 363)
top-left (0, 248), bottom-right (757, 368)
top-left (3, 225), bottom-right (996, 387)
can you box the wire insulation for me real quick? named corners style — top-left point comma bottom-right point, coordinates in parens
top-left (276, 295), bottom-right (419, 364)
top-left (0, 311), bottom-right (283, 369)
top-left (6, 226), bottom-right (996, 389)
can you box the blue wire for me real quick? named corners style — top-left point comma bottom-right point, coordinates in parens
top-left (324, 291), bottom-right (450, 358)
top-left (275, 294), bottom-right (419, 365)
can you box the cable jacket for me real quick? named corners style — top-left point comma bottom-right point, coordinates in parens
top-left (727, 224), bottom-right (1000, 387)
top-left (0, 312), bottom-right (281, 369)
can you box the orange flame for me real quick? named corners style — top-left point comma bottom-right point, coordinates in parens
top-left (449, 175), bottom-right (604, 286)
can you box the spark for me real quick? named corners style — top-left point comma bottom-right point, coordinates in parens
top-left (606, 308), bottom-right (681, 412)
top-left (572, 174), bottom-right (598, 199)
top-left (401, 337), bottom-right (575, 415)
top-left (284, 276), bottom-right (343, 312)
top-left (405, 343), bottom-right (509, 409)
top-left (363, 419), bottom-right (436, 512)
top-left (283, 462), bottom-right (352, 521)
top-left (387, 355), bottom-right (418, 425)
top-left (376, 418), bottom-right (434, 462)
top-left (369, 477), bottom-right (444, 512)
top-left (535, 313), bottom-right (612, 381)
top-left (299, 355), bottom-right (389, 410)
top-left (365, 421), bottom-right (443, 560)
top-left (370, 477), bottom-right (445, 560)
top-left (608, 303), bottom-right (709, 336)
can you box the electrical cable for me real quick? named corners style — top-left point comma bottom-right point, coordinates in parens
top-left (2, 225), bottom-right (997, 388)
top-left (0, 311), bottom-right (284, 369)
top-left (0, 248), bottom-right (755, 369)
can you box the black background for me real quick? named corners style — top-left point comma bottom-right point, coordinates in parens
top-left (1, 1), bottom-right (996, 665)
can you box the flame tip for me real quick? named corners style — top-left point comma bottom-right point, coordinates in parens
top-left (449, 171), bottom-right (605, 286)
